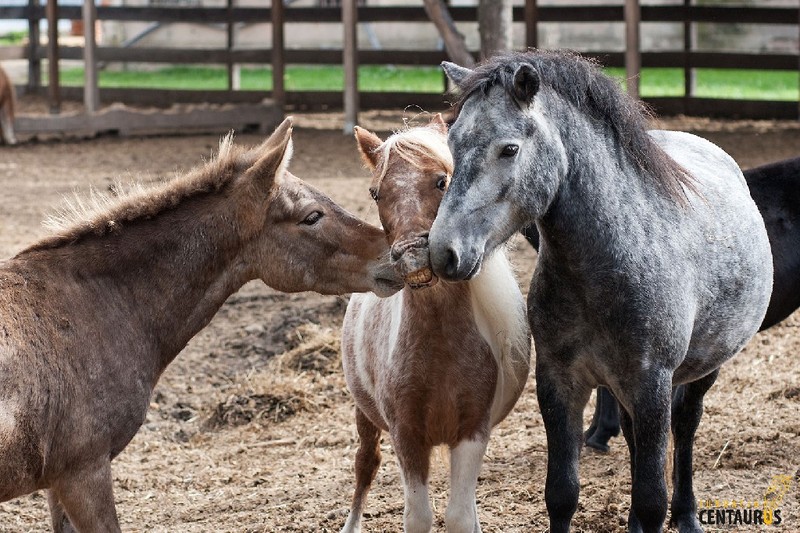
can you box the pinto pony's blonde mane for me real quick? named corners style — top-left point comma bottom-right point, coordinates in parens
top-left (23, 134), bottom-right (245, 253)
top-left (370, 124), bottom-right (454, 194)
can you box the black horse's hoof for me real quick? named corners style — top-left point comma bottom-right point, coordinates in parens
top-left (585, 433), bottom-right (611, 453)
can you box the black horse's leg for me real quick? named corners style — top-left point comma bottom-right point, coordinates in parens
top-left (619, 407), bottom-right (643, 533)
top-left (670, 370), bottom-right (719, 533)
top-left (627, 371), bottom-right (672, 533)
top-left (536, 357), bottom-right (589, 533)
top-left (585, 386), bottom-right (621, 452)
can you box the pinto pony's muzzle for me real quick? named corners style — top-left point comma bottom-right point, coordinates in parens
top-left (390, 234), bottom-right (438, 289)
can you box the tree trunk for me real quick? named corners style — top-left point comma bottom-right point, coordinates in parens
top-left (478, 0), bottom-right (513, 60)
top-left (422, 0), bottom-right (476, 67)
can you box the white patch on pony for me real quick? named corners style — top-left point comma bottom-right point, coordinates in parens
top-left (372, 125), bottom-right (453, 195)
top-left (446, 438), bottom-right (487, 533)
top-left (0, 398), bottom-right (18, 446)
top-left (468, 248), bottom-right (530, 425)
top-left (402, 476), bottom-right (433, 533)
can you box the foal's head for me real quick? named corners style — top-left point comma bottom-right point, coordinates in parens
top-left (355, 114), bottom-right (452, 288)
top-left (236, 118), bottom-right (403, 296)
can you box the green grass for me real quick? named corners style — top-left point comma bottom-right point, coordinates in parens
top-left (0, 31), bottom-right (27, 45)
top-left (53, 64), bottom-right (799, 101)
top-left (606, 67), bottom-right (798, 101)
top-left (57, 65), bottom-right (445, 92)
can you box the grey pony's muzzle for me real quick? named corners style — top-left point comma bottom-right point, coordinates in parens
top-left (390, 234), bottom-right (438, 289)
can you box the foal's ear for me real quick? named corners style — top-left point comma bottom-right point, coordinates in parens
top-left (441, 61), bottom-right (472, 89)
top-left (513, 64), bottom-right (540, 105)
top-left (354, 126), bottom-right (383, 171)
top-left (429, 113), bottom-right (447, 134)
top-left (248, 117), bottom-right (293, 187)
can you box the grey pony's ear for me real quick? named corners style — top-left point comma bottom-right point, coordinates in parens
top-left (512, 64), bottom-right (540, 105)
top-left (441, 61), bottom-right (472, 90)
top-left (247, 116), bottom-right (293, 189)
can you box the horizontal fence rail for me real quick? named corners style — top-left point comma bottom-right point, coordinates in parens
top-left (0, 3), bottom-right (798, 120)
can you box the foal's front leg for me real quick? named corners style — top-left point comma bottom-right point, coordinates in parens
top-left (536, 356), bottom-right (591, 533)
top-left (446, 435), bottom-right (490, 533)
top-left (342, 408), bottom-right (383, 533)
top-left (393, 428), bottom-right (434, 533)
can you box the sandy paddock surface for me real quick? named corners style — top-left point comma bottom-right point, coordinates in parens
top-left (0, 99), bottom-right (799, 532)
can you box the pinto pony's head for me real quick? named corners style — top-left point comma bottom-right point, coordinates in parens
top-left (355, 114), bottom-right (452, 289)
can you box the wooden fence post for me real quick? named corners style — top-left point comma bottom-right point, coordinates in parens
top-left (343, 0), bottom-right (358, 133)
top-left (683, 0), bottom-right (693, 115)
top-left (27, 0), bottom-right (41, 92)
top-left (624, 0), bottom-right (640, 99)
top-left (271, 0), bottom-right (285, 109)
top-left (525, 0), bottom-right (537, 50)
top-left (83, 0), bottom-right (99, 113)
top-left (46, 0), bottom-right (60, 114)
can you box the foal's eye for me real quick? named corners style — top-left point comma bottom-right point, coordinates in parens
top-left (500, 144), bottom-right (519, 158)
top-left (301, 211), bottom-right (323, 225)
top-left (369, 188), bottom-right (379, 202)
top-left (435, 176), bottom-right (448, 191)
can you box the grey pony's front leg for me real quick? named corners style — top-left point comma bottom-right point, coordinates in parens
top-left (536, 356), bottom-right (590, 533)
top-left (623, 370), bottom-right (673, 533)
top-left (670, 369), bottom-right (719, 533)
top-left (584, 387), bottom-right (621, 452)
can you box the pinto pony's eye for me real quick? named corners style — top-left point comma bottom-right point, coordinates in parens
top-left (436, 176), bottom-right (448, 191)
top-left (500, 144), bottom-right (519, 158)
top-left (369, 188), bottom-right (379, 202)
top-left (301, 211), bottom-right (323, 225)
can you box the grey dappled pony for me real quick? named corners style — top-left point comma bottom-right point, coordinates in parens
top-left (429, 50), bottom-right (773, 533)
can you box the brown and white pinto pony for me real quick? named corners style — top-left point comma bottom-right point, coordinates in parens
top-left (340, 115), bottom-right (531, 533)
top-left (0, 64), bottom-right (17, 144)
top-left (0, 118), bottom-right (402, 532)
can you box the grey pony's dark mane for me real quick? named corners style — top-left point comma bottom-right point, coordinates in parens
top-left (449, 50), bottom-right (694, 204)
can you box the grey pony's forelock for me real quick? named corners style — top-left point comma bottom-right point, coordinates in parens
top-left (448, 50), bottom-right (695, 204)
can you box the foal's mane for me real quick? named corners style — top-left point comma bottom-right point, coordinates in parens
top-left (23, 134), bottom-right (246, 253)
top-left (371, 124), bottom-right (454, 193)
top-left (450, 50), bottom-right (693, 203)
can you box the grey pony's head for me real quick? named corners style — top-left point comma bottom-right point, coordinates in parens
top-left (429, 55), bottom-right (567, 281)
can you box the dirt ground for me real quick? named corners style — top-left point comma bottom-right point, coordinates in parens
top-left (0, 99), bottom-right (799, 532)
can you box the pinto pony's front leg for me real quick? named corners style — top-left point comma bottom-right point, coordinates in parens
top-left (342, 408), bottom-right (382, 533)
top-left (446, 437), bottom-right (489, 533)
top-left (392, 429), bottom-right (433, 533)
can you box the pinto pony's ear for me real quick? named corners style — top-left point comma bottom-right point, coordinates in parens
top-left (354, 126), bottom-right (383, 171)
top-left (248, 117), bottom-right (293, 188)
top-left (428, 113), bottom-right (447, 134)
top-left (513, 64), bottom-right (540, 106)
top-left (441, 61), bottom-right (472, 90)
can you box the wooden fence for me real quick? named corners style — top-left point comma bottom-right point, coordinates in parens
top-left (1, 1), bottom-right (799, 121)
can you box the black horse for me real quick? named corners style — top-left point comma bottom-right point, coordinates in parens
top-left (523, 155), bottom-right (800, 452)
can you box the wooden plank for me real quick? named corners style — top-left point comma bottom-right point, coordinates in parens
top-left (646, 97), bottom-right (798, 120)
top-left (15, 101), bottom-right (283, 137)
top-left (0, 46), bottom-right (26, 61)
top-left (27, 0), bottom-right (40, 91)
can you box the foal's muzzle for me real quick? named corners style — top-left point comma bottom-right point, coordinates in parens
top-left (390, 234), bottom-right (438, 289)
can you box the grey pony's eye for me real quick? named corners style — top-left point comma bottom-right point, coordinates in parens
top-left (500, 144), bottom-right (519, 158)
